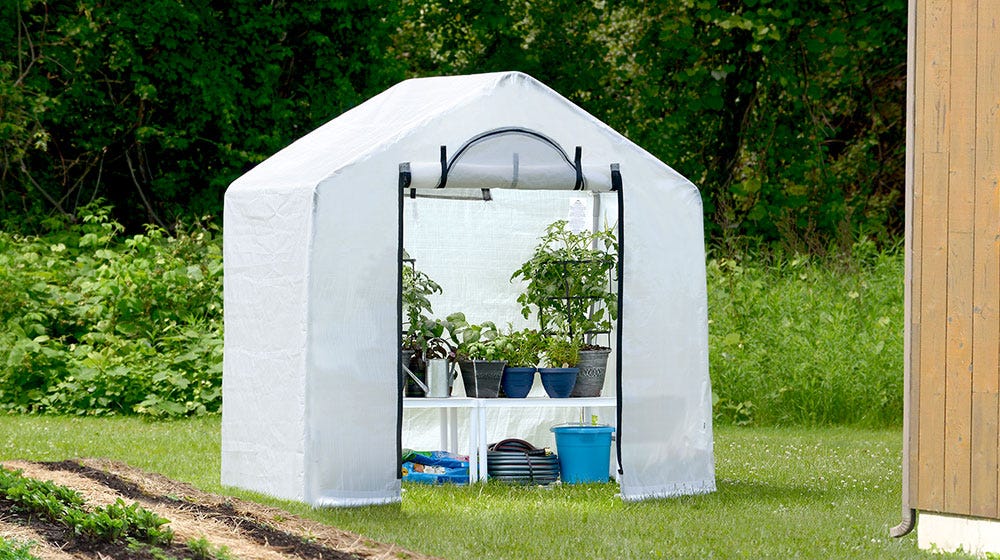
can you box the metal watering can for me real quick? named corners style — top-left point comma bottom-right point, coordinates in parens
top-left (404, 358), bottom-right (455, 398)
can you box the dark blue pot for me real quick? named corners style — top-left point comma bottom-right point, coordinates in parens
top-left (501, 367), bottom-right (536, 398)
top-left (538, 368), bottom-right (579, 398)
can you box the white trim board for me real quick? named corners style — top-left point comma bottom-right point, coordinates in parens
top-left (919, 512), bottom-right (1000, 556)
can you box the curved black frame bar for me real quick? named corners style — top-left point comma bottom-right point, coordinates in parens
top-left (436, 127), bottom-right (583, 190)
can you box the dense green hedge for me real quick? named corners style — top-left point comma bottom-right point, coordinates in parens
top-left (0, 204), bottom-right (222, 417)
top-left (393, 0), bottom-right (908, 249)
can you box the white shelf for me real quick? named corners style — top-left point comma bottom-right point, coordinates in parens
top-left (404, 396), bottom-right (614, 408)
top-left (403, 397), bottom-right (477, 409)
top-left (402, 395), bottom-right (617, 482)
top-left (478, 396), bottom-right (615, 409)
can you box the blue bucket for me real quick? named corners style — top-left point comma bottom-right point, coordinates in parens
top-left (550, 425), bottom-right (615, 484)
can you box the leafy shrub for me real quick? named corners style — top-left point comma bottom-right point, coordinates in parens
top-left (0, 202), bottom-right (222, 417)
top-left (708, 244), bottom-right (904, 426)
top-left (0, 200), bottom-right (906, 426)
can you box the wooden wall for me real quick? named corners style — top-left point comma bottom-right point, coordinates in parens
top-left (909, 0), bottom-right (1000, 519)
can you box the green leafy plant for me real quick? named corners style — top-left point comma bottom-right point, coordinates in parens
top-left (422, 336), bottom-right (456, 361)
top-left (0, 465), bottom-right (173, 546)
top-left (186, 536), bottom-right (235, 560)
top-left (542, 337), bottom-right (580, 368)
top-left (492, 329), bottom-right (545, 368)
top-left (511, 220), bottom-right (618, 343)
top-left (401, 253), bottom-right (444, 354)
top-left (0, 202), bottom-right (222, 418)
top-left (126, 539), bottom-right (177, 560)
top-left (0, 537), bottom-right (40, 560)
top-left (444, 312), bottom-right (501, 361)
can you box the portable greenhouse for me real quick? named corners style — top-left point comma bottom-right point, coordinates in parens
top-left (222, 71), bottom-right (714, 506)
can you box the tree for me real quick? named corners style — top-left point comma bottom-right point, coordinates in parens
top-left (2, 0), bottom-right (907, 250)
top-left (393, 0), bottom-right (907, 251)
top-left (0, 0), bottom-right (404, 231)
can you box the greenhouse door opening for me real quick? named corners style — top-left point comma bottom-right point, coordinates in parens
top-left (395, 127), bottom-right (625, 482)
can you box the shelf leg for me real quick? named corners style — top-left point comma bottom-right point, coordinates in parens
top-left (469, 407), bottom-right (479, 482)
top-left (478, 407), bottom-right (488, 482)
top-left (448, 408), bottom-right (459, 453)
top-left (439, 409), bottom-right (448, 451)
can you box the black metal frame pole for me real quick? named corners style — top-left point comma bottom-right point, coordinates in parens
top-left (611, 164), bottom-right (624, 475)
top-left (397, 163), bottom-right (410, 478)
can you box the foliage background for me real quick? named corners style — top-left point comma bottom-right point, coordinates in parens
top-left (0, 205), bottom-right (901, 423)
top-left (1, 0), bottom-right (399, 231)
top-left (0, 1), bottom-right (909, 422)
top-left (0, 203), bottom-right (222, 417)
top-left (2, 0), bottom-right (906, 249)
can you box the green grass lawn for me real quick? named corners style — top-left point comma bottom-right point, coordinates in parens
top-left (0, 415), bottom-right (972, 559)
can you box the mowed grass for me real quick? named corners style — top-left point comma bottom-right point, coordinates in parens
top-left (0, 415), bottom-right (973, 559)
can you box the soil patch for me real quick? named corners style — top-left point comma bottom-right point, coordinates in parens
top-left (1, 459), bottom-right (437, 560)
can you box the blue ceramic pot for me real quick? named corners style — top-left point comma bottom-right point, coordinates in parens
top-left (537, 367), bottom-right (579, 398)
top-left (501, 367), bottom-right (536, 398)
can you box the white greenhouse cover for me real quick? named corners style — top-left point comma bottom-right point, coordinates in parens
top-left (222, 71), bottom-right (714, 506)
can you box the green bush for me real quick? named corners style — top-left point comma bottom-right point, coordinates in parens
top-left (0, 202), bottom-right (222, 417)
top-left (0, 204), bottom-right (905, 426)
top-left (708, 242), bottom-right (904, 426)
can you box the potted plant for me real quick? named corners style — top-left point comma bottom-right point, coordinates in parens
top-left (511, 220), bottom-right (617, 396)
top-left (445, 312), bottom-right (506, 398)
top-left (494, 328), bottom-right (544, 398)
top-left (401, 253), bottom-right (443, 397)
top-left (537, 336), bottom-right (580, 398)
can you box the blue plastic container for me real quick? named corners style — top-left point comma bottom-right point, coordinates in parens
top-left (501, 367), bottom-right (536, 398)
top-left (550, 425), bottom-right (615, 484)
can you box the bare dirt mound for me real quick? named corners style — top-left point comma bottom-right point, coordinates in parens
top-left (0, 459), bottom-right (438, 560)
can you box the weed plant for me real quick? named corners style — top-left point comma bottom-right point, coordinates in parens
top-left (185, 537), bottom-right (235, 560)
top-left (708, 240), bottom-right (903, 426)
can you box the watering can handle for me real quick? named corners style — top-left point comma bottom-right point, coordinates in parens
top-left (402, 363), bottom-right (428, 393)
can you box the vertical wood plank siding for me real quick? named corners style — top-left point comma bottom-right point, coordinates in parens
top-left (916, 0), bottom-right (951, 513)
top-left (971, 0), bottom-right (1000, 520)
top-left (911, 0), bottom-right (1000, 518)
top-left (943, 0), bottom-right (975, 515)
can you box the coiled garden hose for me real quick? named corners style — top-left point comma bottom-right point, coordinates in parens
top-left (486, 439), bottom-right (559, 485)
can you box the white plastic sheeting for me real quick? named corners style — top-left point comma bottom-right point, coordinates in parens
top-left (222, 71), bottom-right (714, 506)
